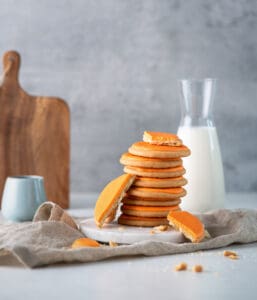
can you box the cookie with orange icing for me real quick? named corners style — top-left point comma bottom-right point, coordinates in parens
top-left (118, 214), bottom-right (168, 227)
top-left (133, 176), bottom-right (187, 188)
top-left (120, 152), bottom-right (182, 169)
top-left (122, 196), bottom-right (181, 207)
top-left (124, 165), bottom-right (185, 178)
top-left (94, 174), bottom-right (135, 227)
top-left (167, 211), bottom-right (205, 243)
top-left (129, 141), bottom-right (190, 158)
top-left (143, 131), bottom-right (182, 146)
top-left (121, 204), bottom-right (180, 217)
top-left (71, 238), bottom-right (100, 248)
top-left (127, 186), bottom-right (186, 200)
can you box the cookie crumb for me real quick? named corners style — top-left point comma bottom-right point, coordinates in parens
top-left (109, 241), bottom-right (118, 247)
top-left (175, 262), bottom-right (187, 271)
top-left (204, 230), bottom-right (211, 239)
top-left (151, 225), bottom-right (169, 234)
top-left (118, 226), bottom-right (125, 231)
top-left (153, 225), bottom-right (169, 232)
top-left (223, 250), bottom-right (238, 259)
top-left (192, 265), bottom-right (203, 272)
top-left (228, 254), bottom-right (238, 260)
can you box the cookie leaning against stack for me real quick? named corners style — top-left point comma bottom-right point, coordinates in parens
top-left (118, 131), bottom-right (191, 227)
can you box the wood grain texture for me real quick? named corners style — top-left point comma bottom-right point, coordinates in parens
top-left (0, 50), bottom-right (70, 208)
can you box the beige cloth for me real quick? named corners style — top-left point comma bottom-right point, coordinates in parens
top-left (0, 203), bottom-right (257, 268)
top-left (33, 202), bottom-right (78, 230)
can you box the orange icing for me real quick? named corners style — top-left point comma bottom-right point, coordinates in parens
top-left (125, 166), bottom-right (184, 173)
top-left (120, 152), bottom-right (181, 162)
top-left (128, 187), bottom-right (184, 194)
top-left (135, 176), bottom-right (183, 182)
top-left (131, 141), bottom-right (189, 152)
top-left (167, 211), bottom-right (205, 243)
top-left (124, 195), bottom-right (181, 201)
top-left (71, 238), bottom-right (100, 248)
top-left (143, 131), bottom-right (182, 145)
top-left (122, 204), bottom-right (179, 212)
top-left (94, 174), bottom-right (135, 227)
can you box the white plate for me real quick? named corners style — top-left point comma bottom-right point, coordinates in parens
top-left (79, 218), bottom-right (185, 244)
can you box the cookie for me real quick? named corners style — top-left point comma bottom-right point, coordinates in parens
top-left (94, 174), bottom-right (135, 227)
top-left (118, 214), bottom-right (169, 227)
top-left (167, 211), bottom-right (205, 243)
top-left (120, 152), bottom-right (182, 169)
top-left (129, 141), bottom-right (190, 158)
top-left (124, 165), bottom-right (185, 178)
top-left (127, 187), bottom-right (186, 199)
top-left (133, 176), bottom-right (187, 188)
top-left (122, 197), bottom-right (181, 207)
top-left (121, 204), bottom-right (180, 217)
top-left (71, 238), bottom-right (100, 249)
top-left (143, 131), bottom-right (182, 146)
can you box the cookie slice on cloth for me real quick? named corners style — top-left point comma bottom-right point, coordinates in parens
top-left (167, 211), bottom-right (205, 243)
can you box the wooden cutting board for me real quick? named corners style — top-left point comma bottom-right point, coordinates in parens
top-left (0, 50), bottom-right (70, 208)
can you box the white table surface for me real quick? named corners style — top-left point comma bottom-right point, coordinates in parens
top-left (0, 193), bottom-right (257, 300)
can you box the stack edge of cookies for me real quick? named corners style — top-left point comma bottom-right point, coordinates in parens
top-left (118, 131), bottom-right (190, 227)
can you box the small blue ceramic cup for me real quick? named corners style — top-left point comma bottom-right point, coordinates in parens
top-left (1, 175), bottom-right (47, 222)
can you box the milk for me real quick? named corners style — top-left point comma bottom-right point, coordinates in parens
top-left (177, 126), bottom-right (225, 213)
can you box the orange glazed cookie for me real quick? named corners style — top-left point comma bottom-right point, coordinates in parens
top-left (71, 238), bottom-right (100, 248)
top-left (124, 193), bottom-right (183, 202)
top-left (120, 152), bottom-right (182, 168)
top-left (118, 214), bottom-right (168, 227)
top-left (143, 131), bottom-right (182, 146)
top-left (129, 141), bottom-right (190, 158)
top-left (167, 211), bottom-right (205, 243)
top-left (94, 174), bottom-right (135, 227)
top-left (127, 187), bottom-right (186, 200)
top-left (121, 204), bottom-right (180, 217)
top-left (124, 165), bottom-right (185, 178)
top-left (133, 176), bottom-right (187, 188)
top-left (122, 197), bottom-right (181, 207)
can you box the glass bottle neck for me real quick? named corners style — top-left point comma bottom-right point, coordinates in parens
top-left (179, 78), bottom-right (216, 127)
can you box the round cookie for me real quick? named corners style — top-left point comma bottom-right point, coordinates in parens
top-left (143, 131), bottom-right (182, 146)
top-left (133, 176), bottom-right (187, 188)
top-left (124, 194), bottom-right (182, 202)
top-left (122, 197), bottom-right (181, 207)
top-left (118, 214), bottom-right (169, 227)
top-left (94, 174), bottom-right (135, 227)
top-left (127, 187), bottom-right (186, 200)
top-left (129, 141), bottom-right (190, 158)
top-left (120, 152), bottom-right (182, 169)
top-left (124, 165), bottom-right (185, 178)
top-left (121, 204), bottom-right (180, 217)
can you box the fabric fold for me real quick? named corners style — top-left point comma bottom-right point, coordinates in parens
top-left (0, 208), bottom-right (256, 268)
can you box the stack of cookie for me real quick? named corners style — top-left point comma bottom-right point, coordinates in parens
top-left (118, 131), bottom-right (190, 227)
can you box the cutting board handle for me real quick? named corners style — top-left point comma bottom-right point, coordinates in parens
top-left (1, 50), bottom-right (20, 87)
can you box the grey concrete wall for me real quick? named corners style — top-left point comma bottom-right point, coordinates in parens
top-left (0, 0), bottom-right (257, 193)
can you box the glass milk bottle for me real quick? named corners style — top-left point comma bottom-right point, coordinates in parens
top-left (177, 79), bottom-right (225, 213)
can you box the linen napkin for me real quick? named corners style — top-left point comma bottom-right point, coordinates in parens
top-left (0, 202), bottom-right (257, 268)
